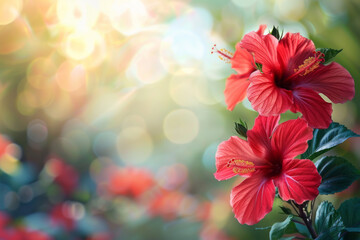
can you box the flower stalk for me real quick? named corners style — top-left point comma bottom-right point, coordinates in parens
top-left (293, 201), bottom-right (318, 239)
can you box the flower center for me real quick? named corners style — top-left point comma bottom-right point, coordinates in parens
top-left (211, 44), bottom-right (233, 63)
top-left (227, 159), bottom-right (255, 175)
top-left (268, 162), bottom-right (282, 178)
top-left (288, 51), bottom-right (325, 80)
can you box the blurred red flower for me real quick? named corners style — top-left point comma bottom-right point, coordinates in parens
top-left (106, 167), bottom-right (155, 198)
top-left (0, 212), bottom-right (52, 240)
top-left (47, 157), bottom-right (79, 195)
top-left (147, 189), bottom-right (184, 220)
top-left (200, 223), bottom-right (235, 240)
top-left (214, 115), bottom-right (321, 225)
top-left (50, 203), bottom-right (75, 231)
top-left (0, 135), bottom-right (12, 158)
top-left (86, 232), bottom-right (112, 240)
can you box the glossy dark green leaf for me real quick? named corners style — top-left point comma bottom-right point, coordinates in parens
top-left (315, 156), bottom-right (360, 195)
top-left (234, 119), bottom-right (248, 138)
top-left (301, 122), bottom-right (360, 160)
top-left (270, 26), bottom-right (283, 40)
top-left (315, 201), bottom-right (344, 240)
top-left (294, 221), bottom-right (311, 239)
top-left (338, 198), bottom-right (360, 229)
top-left (344, 227), bottom-right (360, 232)
top-left (316, 48), bottom-right (342, 65)
top-left (270, 215), bottom-right (297, 240)
top-left (279, 206), bottom-right (292, 215)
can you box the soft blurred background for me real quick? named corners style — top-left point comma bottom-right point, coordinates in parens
top-left (0, 0), bottom-right (359, 239)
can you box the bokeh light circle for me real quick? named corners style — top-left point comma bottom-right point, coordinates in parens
top-left (0, 18), bottom-right (30, 54)
top-left (117, 127), bottom-right (153, 164)
top-left (274, 0), bottom-right (307, 21)
top-left (64, 30), bottom-right (97, 60)
top-left (0, 0), bottom-right (23, 26)
top-left (108, 0), bottom-right (150, 36)
top-left (56, 0), bottom-right (99, 29)
top-left (27, 120), bottom-right (48, 144)
top-left (163, 109), bottom-right (199, 144)
top-left (127, 39), bottom-right (167, 84)
top-left (55, 61), bottom-right (87, 92)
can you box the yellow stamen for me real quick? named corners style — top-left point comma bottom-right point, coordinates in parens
top-left (227, 159), bottom-right (255, 174)
top-left (294, 57), bottom-right (320, 76)
top-left (290, 51), bottom-right (325, 79)
top-left (211, 44), bottom-right (233, 63)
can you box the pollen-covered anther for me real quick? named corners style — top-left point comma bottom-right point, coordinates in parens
top-left (227, 159), bottom-right (255, 174)
top-left (211, 44), bottom-right (233, 63)
top-left (292, 51), bottom-right (324, 77)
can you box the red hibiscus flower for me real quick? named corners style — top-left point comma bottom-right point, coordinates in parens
top-left (234, 27), bottom-right (354, 128)
top-left (214, 115), bottom-right (321, 225)
top-left (214, 25), bottom-right (266, 111)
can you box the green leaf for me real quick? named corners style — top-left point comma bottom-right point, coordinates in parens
top-left (280, 206), bottom-right (292, 215)
top-left (315, 201), bottom-right (345, 240)
top-left (270, 26), bottom-right (283, 40)
top-left (344, 227), bottom-right (360, 233)
top-left (316, 48), bottom-right (342, 65)
top-left (338, 198), bottom-right (360, 229)
top-left (301, 122), bottom-right (360, 160)
top-left (270, 215), bottom-right (297, 240)
top-left (315, 156), bottom-right (360, 195)
top-left (294, 222), bottom-right (311, 238)
top-left (255, 226), bottom-right (272, 230)
top-left (234, 119), bottom-right (248, 138)
top-left (255, 62), bottom-right (263, 73)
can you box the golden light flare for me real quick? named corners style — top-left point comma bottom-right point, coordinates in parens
top-left (108, 0), bottom-right (151, 35)
top-left (127, 39), bottom-right (166, 84)
top-left (27, 57), bottom-right (57, 89)
top-left (0, 0), bottom-right (23, 26)
top-left (56, 0), bottom-right (100, 29)
top-left (64, 30), bottom-right (97, 60)
top-left (81, 31), bottom-right (107, 69)
top-left (0, 154), bottom-right (20, 175)
top-left (17, 85), bottom-right (56, 116)
top-left (55, 61), bottom-right (87, 92)
top-left (44, 92), bottom-right (73, 120)
top-left (0, 18), bottom-right (30, 55)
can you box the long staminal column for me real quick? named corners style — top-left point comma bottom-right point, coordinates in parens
top-left (211, 44), bottom-right (234, 63)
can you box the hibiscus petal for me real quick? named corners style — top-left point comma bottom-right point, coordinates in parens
top-left (277, 32), bottom-right (315, 78)
top-left (274, 159), bottom-right (321, 204)
top-left (231, 173), bottom-right (275, 225)
top-left (295, 62), bottom-right (355, 104)
top-left (247, 115), bottom-right (280, 157)
top-left (239, 30), bottom-right (278, 69)
top-left (292, 87), bottom-right (333, 129)
top-left (231, 46), bottom-right (255, 77)
top-left (247, 72), bottom-right (293, 115)
top-left (256, 24), bottom-right (267, 35)
top-left (214, 136), bottom-right (262, 180)
top-left (224, 74), bottom-right (250, 111)
top-left (271, 118), bottom-right (313, 160)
